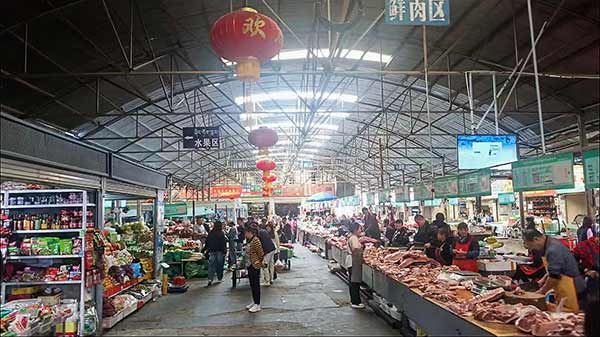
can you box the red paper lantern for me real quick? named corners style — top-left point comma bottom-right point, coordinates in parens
top-left (249, 127), bottom-right (278, 150)
top-left (210, 7), bottom-right (283, 81)
top-left (262, 174), bottom-right (277, 183)
top-left (256, 159), bottom-right (276, 172)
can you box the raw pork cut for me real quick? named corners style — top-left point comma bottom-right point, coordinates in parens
top-left (515, 311), bottom-right (552, 334)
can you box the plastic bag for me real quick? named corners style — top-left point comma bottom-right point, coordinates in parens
top-left (274, 259), bottom-right (285, 271)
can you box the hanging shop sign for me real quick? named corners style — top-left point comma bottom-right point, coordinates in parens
top-left (339, 195), bottom-right (361, 207)
top-left (512, 152), bottom-right (574, 192)
top-left (498, 193), bottom-right (516, 205)
top-left (413, 182), bottom-right (433, 201)
top-left (366, 192), bottom-right (376, 205)
top-left (395, 185), bottom-right (411, 202)
top-left (491, 179), bottom-right (514, 197)
top-left (458, 168), bottom-right (492, 197)
top-left (164, 202), bottom-right (188, 217)
top-left (385, 0), bottom-right (450, 26)
top-left (448, 197), bottom-right (459, 206)
top-left (434, 175), bottom-right (459, 198)
top-left (378, 189), bottom-right (392, 204)
top-left (583, 149), bottom-right (599, 189)
top-left (182, 127), bottom-right (220, 150)
top-left (424, 198), bottom-right (443, 207)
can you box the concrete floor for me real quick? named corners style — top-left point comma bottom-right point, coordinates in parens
top-left (106, 246), bottom-right (400, 336)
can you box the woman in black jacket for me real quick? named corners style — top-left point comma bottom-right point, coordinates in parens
top-left (203, 221), bottom-right (227, 287)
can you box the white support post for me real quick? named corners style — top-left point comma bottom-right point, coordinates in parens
top-left (492, 74), bottom-right (499, 135)
top-left (423, 26), bottom-right (434, 181)
top-left (526, 0), bottom-right (546, 154)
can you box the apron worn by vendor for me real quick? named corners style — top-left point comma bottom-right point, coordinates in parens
top-left (347, 235), bottom-right (363, 283)
top-left (542, 256), bottom-right (579, 312)
top-left (452, 239), bottom-right (478, 272)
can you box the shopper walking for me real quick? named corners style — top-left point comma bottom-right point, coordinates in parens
top-left (577, 216), bottom-right (596, 244)
top-left (347, 221), bottom-right (365, 309)
top-left (226, 221), bottom-right (238, 271)
top-left (362, 207), bottom-right (381, 242)
top-left (282, 217), bottom-right (293, 244)
top-left (259, 222), bottom-right (278, 286)
top-left (203, 221), bottom-right (226, 287)
top-left (266, 222), bottom-right (280, 283)
top-left (245, 224), bottom-right (264, 313)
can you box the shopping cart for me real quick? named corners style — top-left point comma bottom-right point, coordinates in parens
top-left (231, 250), bottom-right (248, 288)
top-left (278, 247), bottom-right (292, 271)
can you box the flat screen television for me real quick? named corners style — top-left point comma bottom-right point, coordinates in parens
top-left (457, 134), bottom-right (518, 170)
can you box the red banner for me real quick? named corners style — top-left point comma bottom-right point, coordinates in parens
top-left (308, 183), bottom-right (335, 195)
top-left (210, 185), bottom-right (242, 199)
top-left (279, 184), bottom-right (304, 197)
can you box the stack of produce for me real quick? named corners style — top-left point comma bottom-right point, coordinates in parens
top-left (165, 222), bottom-right (194, 238)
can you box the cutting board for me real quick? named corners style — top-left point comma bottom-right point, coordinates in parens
top-left (505, 291), bottom-right (547, 310)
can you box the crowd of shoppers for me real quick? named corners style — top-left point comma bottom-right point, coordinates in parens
top-left (194, 215), bottom-right (297, 313)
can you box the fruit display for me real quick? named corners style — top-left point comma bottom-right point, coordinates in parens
top-left (100, 224), bottom-right (154, 293)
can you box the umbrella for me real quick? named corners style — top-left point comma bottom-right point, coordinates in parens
top-left (307, 191), bottom-right (337, 202)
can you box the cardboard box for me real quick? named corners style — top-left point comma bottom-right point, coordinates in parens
top-left (477, 260), bottom-right (514, 272)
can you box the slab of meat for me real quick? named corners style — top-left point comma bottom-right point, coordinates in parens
top-left (398, 255), bottom-right (430, 268)
top-left (469, 287), bottom-right (505, 306)
top-left (447, 288), bottom-right (505, 317)
top-left (489, 275), bottom-right (513, 288)
top-left (473, 302), bottom-right (540, 324)
top-left (515, 311), bottom-right (552, 334)
top-left (528, 313), bottom-right (585, 337)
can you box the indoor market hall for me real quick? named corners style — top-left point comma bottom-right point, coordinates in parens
top-left (1, 0), bottom-right (598, 336)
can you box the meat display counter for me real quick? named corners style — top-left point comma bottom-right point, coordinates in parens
top-left (362, 264), bottom-right (524, 337)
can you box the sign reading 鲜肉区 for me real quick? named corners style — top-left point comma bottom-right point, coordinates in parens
top-left (512, 152), bottom-right (574, 192)
top-left (385, 0), bottom-right (450, 26)
top-left (583, 149), bottom-right (600, 189)
top-left (434, 175), bottom-right (459, 198)
top-left (458, 168), bottom-right (492, 197)
top-left (183, 127), bottom-right (220, 150)
top-left (395, 185), bottom-right (411, 202)
top-left (413, 182), bottom-right (433, 201)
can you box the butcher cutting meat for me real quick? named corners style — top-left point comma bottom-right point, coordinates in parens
top-left (523, 229), bottom-right (586, 312)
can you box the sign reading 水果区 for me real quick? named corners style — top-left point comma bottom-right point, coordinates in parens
top-left (183, 127), bottom-right (220, 150)
top-left (413, 182), bottom-right (433, 201)
top-left (458, 168), bottom-right (492, 197)
top-left (512, 152), bottom-right (574, 192)
top-left (385, 0), bottom-right (450, 26)
top-left (583, 149), bottom-right (599, 189)
top-left (395, 185), bottom-right (411, 202)
top-left (434, 175), bottom-right (459, 198)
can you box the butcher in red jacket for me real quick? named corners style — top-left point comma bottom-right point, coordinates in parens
top-left (452, 222), bottom-right (480, 272)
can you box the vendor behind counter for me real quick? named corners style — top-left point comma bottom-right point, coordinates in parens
top-left (523, 229), bottom-right (586, 312)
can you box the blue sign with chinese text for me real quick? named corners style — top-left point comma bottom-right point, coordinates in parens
top-left (385, 0), bottom-right (450, 26)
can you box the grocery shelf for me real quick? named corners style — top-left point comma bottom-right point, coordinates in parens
top-left (13, 229), bottom-right (84, 234)
top-left (5, 254), bottom-right (82, 260)
top-left (1, 203), bottom-right (95, 209)
top-left (2, 280), bottom-right (82, 286)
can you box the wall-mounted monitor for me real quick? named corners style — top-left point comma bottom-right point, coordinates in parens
top-left (457, 134), bottom-right (518, 170)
